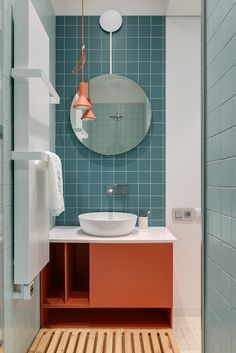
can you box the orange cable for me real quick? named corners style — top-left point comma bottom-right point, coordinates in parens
top-left (71, 0), bottom-right (86, 79)
top-left (82, 0), bottom-right (84, 82)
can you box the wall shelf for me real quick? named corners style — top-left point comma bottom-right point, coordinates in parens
top-left (12, 68), bottom-right (60, 104)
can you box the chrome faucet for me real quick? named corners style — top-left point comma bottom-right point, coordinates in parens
top-left (106, 184), bottom-right (129, 211)
top-left (106, 184), bottom-right (128, 197)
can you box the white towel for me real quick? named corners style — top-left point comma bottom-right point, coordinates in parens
top-left (45, 151), bottom-right (65, 216)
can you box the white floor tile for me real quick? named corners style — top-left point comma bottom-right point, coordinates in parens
top-left (173, 316), bottom-right (202, 353)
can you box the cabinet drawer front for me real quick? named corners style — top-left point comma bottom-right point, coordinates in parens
top-left (90, 244), bottom-right (173, 308)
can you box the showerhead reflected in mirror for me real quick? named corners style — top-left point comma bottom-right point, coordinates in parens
top-left (70, 74), bottom-right (152, 155)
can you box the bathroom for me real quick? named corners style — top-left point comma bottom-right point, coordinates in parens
top-left (0, 0), bottom-right (235, 352)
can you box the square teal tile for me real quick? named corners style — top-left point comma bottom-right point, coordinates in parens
top-left (90, 172), bottom-right (102, 183)
top-left (152, 17), bottom-right (164, 26)
top-left (139, 172), bottom-right (150, 183)
top-left (151, 26), bottom-right (164, 37)
top-left (139, 62), bottom-right (151, 74)
top-left (139, 16), bottom-right (151, 25)
top-left (56, 26), bottom-right (65, 37)
top-left (139, 25), bottom-right (151, 37)
top-left (127, 62), bottom-right (138, 73)
top-left (151, 49), bottom-right (164, 61)
top-left (65, 26), bottom-right (76, 37)
top-left (127, 172), bottom-right (138, 183)
top-left (113, 50), bottom-right (126, 61)
top-left (90, 184), bottom-right (101, 195)
top-left (151, 37), bottom-right (164, 49)
top-left (114, 62), bottom-right (126, 73)
top-left (56, 16), bottom-right (65, 26)
top-left (139, 50), bottom-right (151, 61)
top-left (65, 16), bottom-right (76, 25)
top-left (65, 38), bottom-right (76, 50)
top-left (127, 37), bottom-right (138, 49)
top-left (139, 38), bottom-right (150, 50)
top-left (139, 184), bottom-right (151, 195)
top-left (127, 16), bottom-right (138, 25)
top-left (127, 26), bottom-right (139, 37)
top-left (127, 50), bottom-right (139, 61)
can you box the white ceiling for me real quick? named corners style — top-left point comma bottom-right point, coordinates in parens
top-left (51, 0), bottom-right (201, 16)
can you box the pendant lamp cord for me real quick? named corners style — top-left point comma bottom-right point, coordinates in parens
top-left (81, 0), bottom-right (84, 82)
top-left (72, 0), bottom-right (86, 78)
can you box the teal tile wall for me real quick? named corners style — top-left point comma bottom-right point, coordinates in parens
top-left (2, 1), bottom-right (55, 352)
top-left (55, 16), bottom-right (165, 226)
top-left (205, 1), bottom-right (236, 353)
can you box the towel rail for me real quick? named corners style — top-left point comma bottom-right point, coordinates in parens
top-left (11, 151), bottom-right (49, 162)
top-left (12, 68), bottom-right (60, 104)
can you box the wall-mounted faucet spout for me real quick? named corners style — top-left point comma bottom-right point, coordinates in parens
top-left (106, 184), bottom-right (128, 197)
top-left (106, 184), bottom-right (129, 211)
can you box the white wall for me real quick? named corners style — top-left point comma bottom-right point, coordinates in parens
top-left (51, 0), bottom-right (201, 16)
top-left (166, 17), bottom-right (201, 316)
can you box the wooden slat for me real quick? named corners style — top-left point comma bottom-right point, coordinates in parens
top-left (142, 331), bottom-right (152, 353)
top-left (133, 331), bottom-right (142, 353)
top-left (75, 330), bottom-right (89, 353)
top-left (28, 328), bottom-right (180, 353)
top-left (159, 331), bottom-right (172, 353)
top-left (150, 330), bottom-right (162, 353)
top-left (29, 330), bottom-right (48, 353)
top-left (55, 331), bottom-right (71, 353)
top-left (96, 330), bottom-right (105, 353)
top-left (115, 330), bottom-right (122, 353)
top-left (66, 330), bottom-right (79, 353)
top-left (85, 330), bottom-right (96, 353)
top-left (124, 330), bottom-right (133, 353)
top-left (36, 330), bottom-right (54, 353)
top-left (47, 330), bottom-right (63, 353)
top-left (105, 330), bottom-right (114, 353)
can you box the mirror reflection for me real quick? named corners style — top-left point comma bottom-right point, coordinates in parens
top-left (70, 74), bottom-right (152, 155)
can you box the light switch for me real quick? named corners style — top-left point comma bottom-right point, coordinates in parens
top-left (175, 210), bottom-right (184, 219)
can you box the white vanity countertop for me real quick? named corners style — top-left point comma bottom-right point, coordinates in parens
top-left (49, 226), bottom-right (177, 243)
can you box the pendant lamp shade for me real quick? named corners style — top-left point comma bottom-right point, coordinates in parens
top-left (81, 98), bottom-right (96, 120)
top-left (73, 82), bottom-right (91, 110)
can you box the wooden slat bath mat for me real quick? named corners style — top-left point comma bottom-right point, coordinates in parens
top-left (28, 328), bottom-right (180, 353)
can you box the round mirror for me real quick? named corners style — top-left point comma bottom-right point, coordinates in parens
top-left (70, 74), bottom-right (152, 155)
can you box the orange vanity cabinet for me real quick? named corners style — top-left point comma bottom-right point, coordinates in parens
top-left (40, 242), bottom-right (173, 328)
top-left (90, 244), bottom-right (173, 308)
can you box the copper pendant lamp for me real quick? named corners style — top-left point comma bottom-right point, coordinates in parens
top-left (81, 80), bottom-right (96, 120)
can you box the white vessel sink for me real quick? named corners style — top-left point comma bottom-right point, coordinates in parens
top-left (78, 212), bottom-right (137, 237)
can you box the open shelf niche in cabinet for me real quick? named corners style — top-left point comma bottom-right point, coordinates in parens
top-left (41, 243), bottom-right (90, 309)
top-left (41, 308), bottom-right (172, 329)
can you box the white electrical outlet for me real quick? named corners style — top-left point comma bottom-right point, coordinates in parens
top-left (173, 208), bottom-right (194, 221)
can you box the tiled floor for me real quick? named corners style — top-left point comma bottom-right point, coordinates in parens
top-left (173, 316), bottom-right (201, 353)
